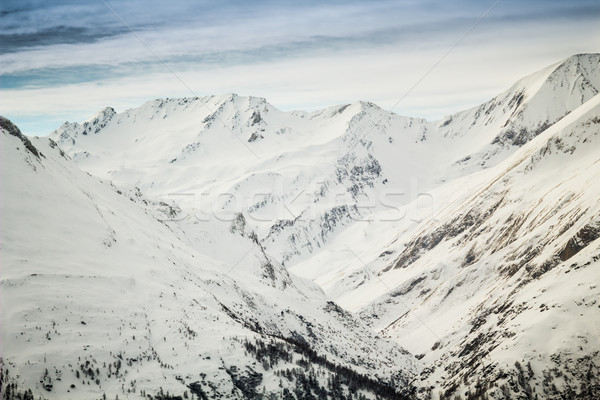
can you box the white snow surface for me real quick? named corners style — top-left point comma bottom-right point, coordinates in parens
top-left (1, 122), bottom-right (417, 399)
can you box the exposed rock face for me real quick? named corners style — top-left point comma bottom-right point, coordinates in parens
top-left (1, 115), bottom-right (41, 158)
top-left (559, 222), bottom-right (600, 261)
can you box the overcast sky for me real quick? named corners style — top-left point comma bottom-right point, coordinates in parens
top-left (1, 0), bottom-right (599, 135)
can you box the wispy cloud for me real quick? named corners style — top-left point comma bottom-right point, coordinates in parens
top-left (1, 0), bottom-right (598, 135)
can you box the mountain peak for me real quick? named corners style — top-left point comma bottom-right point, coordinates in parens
top-left (435, 52), bottom-right (599, 173)
top-left (86, 106), bottom-right (116, 123)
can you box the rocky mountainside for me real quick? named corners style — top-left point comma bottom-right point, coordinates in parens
top-left (2, 53), bottom-right (599, 399)
top-left (358, 93), bottom-right (600, 399)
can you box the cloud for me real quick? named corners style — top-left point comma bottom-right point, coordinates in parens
top-left (1, 0), bottom-right (599, 135)
top-left (0, 25), bottom-right (131, 53)
top-left (2, 0), bottom-right (598, 75)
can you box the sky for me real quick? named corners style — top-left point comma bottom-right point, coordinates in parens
top-left (1, 0), bottom-right (599, 136)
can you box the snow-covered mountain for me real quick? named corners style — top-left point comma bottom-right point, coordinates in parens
top-left (50, 94), bottom-right (438, 266)
top-left (49, 55), bottom-right (600, 269)
top-left (2, 53), bottom-right (600, 399)
top-left (1, 117), bottom-right (417, 399)
top-left (357, 93), bottom-right (600, 399)
top-left (437, 53), bottom-right (600, 178)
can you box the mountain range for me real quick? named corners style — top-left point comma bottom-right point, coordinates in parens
top-left (1, 53), bottom-right (599, 399)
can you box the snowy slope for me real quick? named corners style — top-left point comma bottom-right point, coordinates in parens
top-left (353, 94), bottom-right (600, 399)
top-left (1, 116), bottom-right (418, 399)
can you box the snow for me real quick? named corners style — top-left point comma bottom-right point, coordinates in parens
top-left (1, 124), bottom-right (418, 399)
